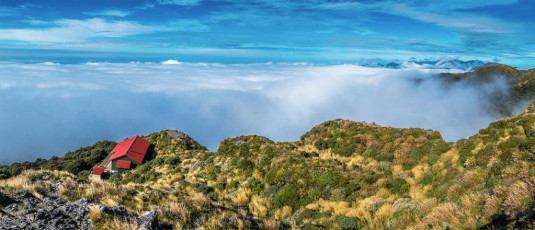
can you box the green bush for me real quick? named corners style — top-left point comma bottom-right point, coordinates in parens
top-left (363, 171), bottom-right (381, 185)
top-left (206, 174), bottom-right (216, 181)
top-left (296, 209), bottom-right (318, 224)
top-left (300, 196), bottom-right (315, 206)
top-left (216, 182), bottom-right (226, 190)
top-left (318, 171), bottom-right (333, 186)
top-left (230, 181), bottom-right (239, 188)
top-left (236, 158), bottom-right (254, 171)
top-left (332, 142), bottom-right (356, 157)
top-left (376, 151), bottom-right (394, 162)
top-left (336, 216), bottom-right (361, 229)
top-left (272, 185), bottom-right (299, 210)
top-left (250, 179), bottom-right (264, 194)
top-left (391, 178), bottom-right (409, 194)
top-left (420, 174), bottom-right (433, 185)
top-left (308, 187), bottom-right (322, 200)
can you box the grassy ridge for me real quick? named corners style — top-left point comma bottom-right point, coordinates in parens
top-left (438, 64), bottom-right (535, 116)
top-left (0, 141), bottom-right (116, 180)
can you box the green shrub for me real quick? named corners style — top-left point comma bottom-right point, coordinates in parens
top-left (250, 179), bottom-right (264, 194)
top-left (308, 187), bottom-right (322, 200)
top-left (216, 182), bottom-right (226, 190)
top-left (264, 167), bottom-right (280, 185)
top-left (330, 187), bottom-right (346, 201)
top-left (363, 171), bottom-right (380, 185)
top-left (336, 216), bottom-right (361, 229)
top-left (78, 170), bottom-right (90, 178)
top-left (300, 196), bottom-right (315, 206)
top-left (318, 171), bottom-right (333, 186)
top-left (376, 151), bottom-right (394, 162)
top-left (206, 174), bottom-right (216, 181)
top-left (230, 181), bottom-right (239, 188)
top-left (428, 154), bottom-right (440, 165)
top-left (296, 209), bottom-right (317, 224)
top-left (236, 158), bottom-right (254, 171)
top-left (420, 173), bottom-right (433, 185)
top-left (332, 142), bottom-right (356, 157)
top-left (164, 156), bottom-right (180, 165)
top-left (272, 185), bottom-right (299, 210)
top-left (391, 178), bottom-right (409, 194)
top-left (314, 140), bottom-right (330, 150)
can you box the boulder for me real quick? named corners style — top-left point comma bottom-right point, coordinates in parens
top-left (138, 210), bottom-right (159, 230)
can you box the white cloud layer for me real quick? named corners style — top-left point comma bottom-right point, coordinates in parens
top-left (0, 62), bottom-right (524, 164)
top-left (161, 59), bottom-right (183, 65)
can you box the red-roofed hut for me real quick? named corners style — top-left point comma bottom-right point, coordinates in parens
top-left (110, 136), bottom-right (150, 172)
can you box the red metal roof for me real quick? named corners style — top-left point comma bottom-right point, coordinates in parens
top-left (116, 160), bottom-right (132, 169)
top-left (110, 136), bottom-right (150, 164)
top-left (91, 167), bottom-right (104, 175)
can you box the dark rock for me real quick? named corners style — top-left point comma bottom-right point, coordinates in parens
top-left (164, 130), bottom-right (187, 140)
top-left (189, 161), bottom-right (205, 173)
top-left (1, 183), bottom-right (161, 230)
top-left (0, 191), bottom-right (94, 230)
top-left (232, 139), bottom-right (243, 146)
top-left (138, 210), bottom-right (159, 230)
top-left (101, 205), bottom-right (128, 216)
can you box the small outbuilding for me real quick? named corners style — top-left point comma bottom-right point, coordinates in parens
top-left (90, 166), bottom-right (105, 179)
top-left (110, 136), bottom-right (150, 172)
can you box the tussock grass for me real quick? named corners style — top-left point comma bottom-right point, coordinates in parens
top-left (169, 202), bottom-right (190, 222)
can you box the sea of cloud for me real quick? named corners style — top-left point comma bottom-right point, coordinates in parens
top-left (0, 60), bottom-right (522, 164)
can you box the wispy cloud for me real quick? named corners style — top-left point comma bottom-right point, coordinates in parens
top-left (0, 3), bottom-right (32, 17)
top-left (390, 4), bottom-right (510, 34)
top-left (0, 18), bottom-right (160, 42)
top-left (168, 19), bottom-right (209, 31)
top-left (0, 18), bottom-right (210, 43)
top-left (0, 6), bottom-right (19, 17)
top-left (156, 0), bottom-right (201, 6)
top-left (137, 2), bottom-right (155, 10)
top-left (85, 9), bottom-right (132, 17)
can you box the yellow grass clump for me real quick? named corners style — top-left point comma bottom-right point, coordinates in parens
top-left (424, 202), bottom-right (476, 229)
top-left (188, 193), bottom-right (211, 210)
top-left (169, 202), bottom-right (190, 222)
top-left (264, 219), bottom-right (281, 230)
top-left (249, 195), bottom-right (271, 217)
top-left (231, 188), bottom-right (251, 204)
top-left (274, 206), bottom-right (293, 220)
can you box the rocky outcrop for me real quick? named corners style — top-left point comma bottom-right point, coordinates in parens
top-left (138, 211), bottom-right (159, 230)
top-left (0, 190), bottom-right (93, 229)
top-left (0, 191), bottom-right (161, 230)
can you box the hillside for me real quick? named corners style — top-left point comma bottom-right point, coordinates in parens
top-left (0, 141), bottom-right (116, 180)
top-left (2, 65), bottom-right (535, 229)
top-left (438, 64), bottom-right (535, 116)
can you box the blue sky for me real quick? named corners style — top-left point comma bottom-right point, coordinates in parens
top-left (0, 0), bottom-right (534, 67)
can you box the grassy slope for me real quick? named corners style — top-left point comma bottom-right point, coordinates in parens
top-left (0, 141), bottom-right (116, 180)
top-left (439, 64), bottom-right (535, 116)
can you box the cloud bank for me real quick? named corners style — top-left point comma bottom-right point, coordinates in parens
top-left (0, 61), bottom-right (522, 164)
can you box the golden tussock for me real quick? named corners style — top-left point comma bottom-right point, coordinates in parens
top-left (169, 202), bottom-right (190, 222)
top-left (424, 202), bottom-right (476, 229)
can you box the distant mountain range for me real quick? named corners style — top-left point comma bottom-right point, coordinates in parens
top-left (357, 57), bottom-right (496, 71)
